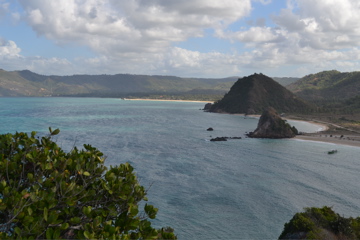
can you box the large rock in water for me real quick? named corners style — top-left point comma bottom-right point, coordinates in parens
top-left (247, 107), bottom-right (298, 138)
top-left (207, 73), bottom-right (313, 114)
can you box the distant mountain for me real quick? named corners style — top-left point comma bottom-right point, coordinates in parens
top-left (287, 70), bottom-right (360, 101)
top-left (0, 69), bottom-right (297, 98)
top-left (0, 69), bottom-right (237, 97)
top-left (208, 73), bottom-right (313, 114)
top-left (272, 77), bottom-right (300, 86)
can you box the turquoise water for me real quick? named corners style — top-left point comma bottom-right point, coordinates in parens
top-left (1, 97), bottom-right (360, 239)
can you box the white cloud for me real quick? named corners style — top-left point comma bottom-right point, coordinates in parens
top-left (252, 0), bottom-right (272, 5)
top-left (0, 38), bottom-right (75, 74)
top-left (0, 38), bottom-right (21, 58)
top-left (0, 1), bottom-right (9, 19)
top-left (8, 0), bottom-right (255, 77)
top-left (214, 0), bottom-right (360, 76)
top-left (18, 0), bottom-right (252, 56)
top-left (3, 0), bottom-right (360, 78)
top-left (221, 27), bottom-right (285, 44)
top-left (275, 0), bottom-right (360, 50)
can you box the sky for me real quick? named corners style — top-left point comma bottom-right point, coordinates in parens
top-left (0, 0), bottom-right (360, 78)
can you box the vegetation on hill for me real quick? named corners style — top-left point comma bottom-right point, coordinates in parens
top-left (272, 77), bottom-right (300, 86)
top-left (0, 128), bottom-right (176, 239)
top-left (0, 69), bottom-right (236, 99)
top-left (279, 206), bottom-right (360, 240)
top-left (0, 69), bottom-right (298, 100)
top-left (208, 73), bottom-right (314, 114)
top-left (287, 70), bottom-right (360, 101)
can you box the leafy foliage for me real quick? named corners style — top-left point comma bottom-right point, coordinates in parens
top-left (279, 206), bottom-right (360, 240)
top-left (0, 128), bottom-right (176, 239)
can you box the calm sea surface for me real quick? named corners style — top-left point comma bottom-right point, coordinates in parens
top-left (1, 97), bottom-right (360, 239)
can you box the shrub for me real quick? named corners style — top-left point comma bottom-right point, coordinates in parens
top-left (0, 128), bottom-right (176, 239)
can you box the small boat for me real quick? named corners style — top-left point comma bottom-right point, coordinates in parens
top-left (328, 149), bottom-right (338, 154)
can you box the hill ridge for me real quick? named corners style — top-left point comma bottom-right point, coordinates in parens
top-left (287, 70), bottom-right (360, 101)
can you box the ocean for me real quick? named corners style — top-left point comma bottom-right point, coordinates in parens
top-left (1, 97), bottom-right (359, 239)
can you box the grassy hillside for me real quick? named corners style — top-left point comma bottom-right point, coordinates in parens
top-left (287, 70), bottom-right (360, 101)
top-left (0, 69), bottom-right (238, 98)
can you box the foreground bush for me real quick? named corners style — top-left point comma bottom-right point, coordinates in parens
top-left (279, 206), bottom-right (360, 239)
top-left (0, 128), bottom-right (176, 239)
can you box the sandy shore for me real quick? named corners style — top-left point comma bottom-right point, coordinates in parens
top-left (241, 114), bottom-right (360, 147)
top-left (124, 98), bottom-right (213, 103)
top-left (295, 134), bottom-right (360, 148)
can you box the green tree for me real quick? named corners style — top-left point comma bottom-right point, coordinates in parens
top-left (279, 206), bottom-right (360, 240)
top-left (0, 128), bottom-right (176, 239)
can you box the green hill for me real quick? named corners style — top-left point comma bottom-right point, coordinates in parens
top-left (287, 70), bottom-right (360, 101)
top-left (0, 69), bottom-right (238, 98)
top-left (208, 73), bottom-right (313, 114)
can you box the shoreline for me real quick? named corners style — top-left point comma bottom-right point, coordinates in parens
top-left (294, 134), bottom-right (360, 148)
top-left (124, 100), bottom-right (360, 148)
top-left (123, 98), bottom-right (213, 103)
top-left (230, 113), bottom-right (360, 148)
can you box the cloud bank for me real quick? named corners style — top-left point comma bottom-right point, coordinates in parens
top-left (1, 0), bottom-right (360, 77)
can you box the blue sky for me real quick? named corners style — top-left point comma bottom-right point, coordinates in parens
top-left (1, 0), bottom-right (360, 78)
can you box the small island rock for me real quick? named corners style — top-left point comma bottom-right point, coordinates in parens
top-left (247, 107), bottom-right (298, 139)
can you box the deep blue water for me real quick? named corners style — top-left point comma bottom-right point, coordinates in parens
top-left (1, 97), bottom-right (360, 239)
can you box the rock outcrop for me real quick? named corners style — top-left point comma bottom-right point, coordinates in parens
top-left (210, 137), bottom-right (242, 141)
top-left (247, 107), bottom-right (298, 139)
top-left (203, 103), bottom-right (213, 111)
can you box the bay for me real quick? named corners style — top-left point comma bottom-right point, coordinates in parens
top-left (1, 97), bottom-right (360, 239)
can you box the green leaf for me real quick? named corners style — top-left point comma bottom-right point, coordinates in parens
top-left (14, 227), bottom-right (21, 236)
top-left (46, 228), bottom-right (53, 239)
top-left (83, 230), bottom-right (92, 239)
top-left (83, 171), bottom-right (90, 176)
top-left (27, 207), bottom-right (33, 216)
top-left (51, 128), bottom-right (60, 135)
top-left (27, 173), bottom-right (34, 180)
top-left (61, 222), bottom-right (69, 230)
top-left (1, 180), bottom-right (6, 187)
top-left (44, 207), bottom-right (48, 221)
top-left (82, 206), bottom-right (92, 216)
top-left (53, 228), bottom-right (61, 239)
top-left (23, 216), bottom-right (34, 225)
top-left (45, 162), bottom-right (52, 170)
top-left (48, 211), bottom-right (59, 224)
top-left (70, 217), bottom-right (81, 224)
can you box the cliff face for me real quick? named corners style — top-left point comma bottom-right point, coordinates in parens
top-left (247, 107), bottom-right (298, 139)
top-left (208, 73), bottom-right (313, 114)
